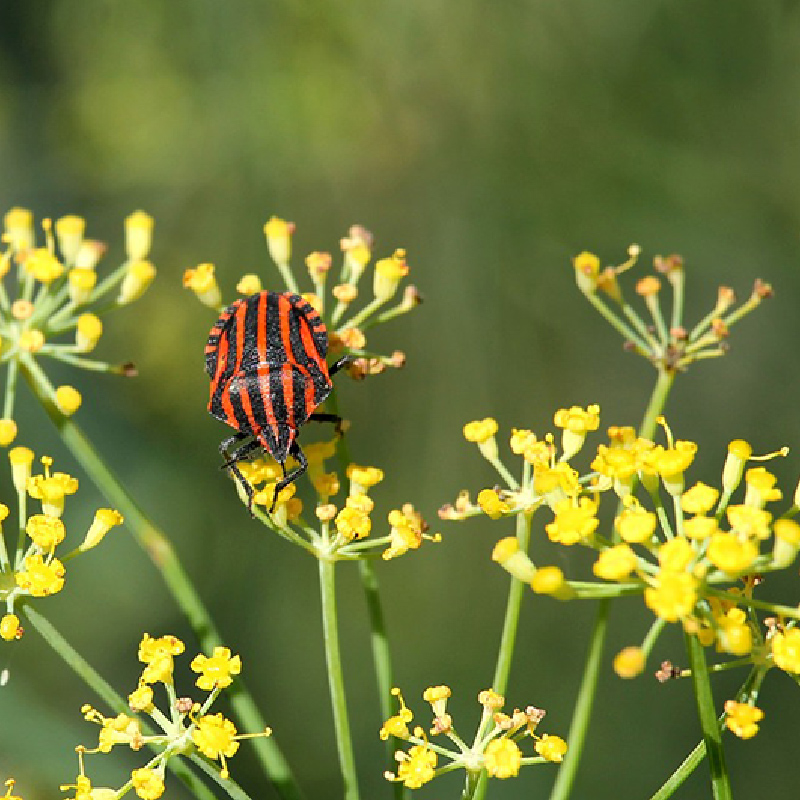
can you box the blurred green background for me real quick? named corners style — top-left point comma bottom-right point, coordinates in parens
top-left (2, 1), bottom-right (800, 798)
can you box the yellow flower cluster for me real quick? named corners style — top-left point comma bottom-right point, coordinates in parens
top-left (0, 209), bottom-right (155, 445)
top-left (382, 685), bottom-right (567, 789)
top-left (444, 407), bottom-right (800, 707)
top-left (65, 633), bottom-right (268, 799)
top-left (0, 450), bottom-right (123, 641)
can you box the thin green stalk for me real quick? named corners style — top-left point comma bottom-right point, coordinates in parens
top-left (19, 355), bottom-right (304, 800)
top-left (685, 633), bottom-right (732, 800)
top-left (639, 368), bottom-right (675, 442)
top-left (22, 605), bottom-right (220, 800)
top-left (546, 598), bottom-right (609, 800)
top-left (648, 736), bottom-right (708, 800)
top-left (319, 556), bottom-right (361, 800)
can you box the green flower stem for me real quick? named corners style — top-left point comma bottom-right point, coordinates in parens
top-left (669, 272), bottom-right (685, 333)
top-left (704, 586), bottom-right (800, 621)
top-left (318, 556), bottom-right (361, 800)
top-left (546, 597), bottom-right (609, 800)
top-left (3, 356), bottom-right (18, 419)
top-left (639, 368), bottom-right (675, 442)
top-left (648, 735), bottom-right (709, 800)
top-left (22, 605), bottom-right (221, 800)
top-left (685, 632), bottom-right (732, 800)
top-left (491, 509), bottom-right (533, 694)
top-left (584, 291), bottom-right (650, 354)
top-left (19, 354), bottom-right (304, 800)
top-left (275, 261), bottom-right (300, 295)
top-left (189, 754), bottom-right (256, 800)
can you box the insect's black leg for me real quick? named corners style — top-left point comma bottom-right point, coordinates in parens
top-left (328, 355), bottom-right (354, 376)
top-left (308, 411), bottom-right (347, 436)
top-left (270, 441), bottom-right (308, 513)
top-left (219, 432), bottom-right (260, 515)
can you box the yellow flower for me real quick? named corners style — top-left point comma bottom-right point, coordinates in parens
top-left (67, 268), bottom-right (97, 305)
top-left (593, 544), bottom-right (637, 581)
top-left (0, 613), bottom-right (22, 641)
top-left (18, 329), bottom-right (45, 353)
top-left (24, 248), bottom-right (64, 283)
top-left (484, 738), bottom-right (521, 779)
top-left (463, 417), bottom-right (500, 461)
top-left (657, 536), bottom-right (695, 572)
top-left (55, 215), bottom-right (86, 263)
top-left (373, 248), bottom-right (409, 301)
top-left (182, 263), bottom-right (220, 308)
top-left (726, 505), bottom-right (771, 540)
top-left (534, 462), bottom-right (580, 501)
top-left (27, 458), bottom-right (79, 517)
top-left (26, 513), bottom-right (66, 550)
top-left (55, 385), bottom-right (82, 416)
top-left (477, 488), bottom-right (511, 520)
top-left (646, 441), bottom-right (697, 495)
top-left (535, 734), bottom-right (568, 763)
top-left (191, 646), bottom-right (242, 691)
top-left (335, 501), bottom-right (372, 542)
top-left (76, 313), bottom-right (103, 352)
top-left (722, 439), bottom-right (752, 495)
top-left (2, 779), bottom-right (23, 800)
top-left (264, 216), bottom-right (295, 265)
top-left (346, 464), bottom-right (384, 495)
top-left (4, 207), bottom-right (34, 251)
top-left (644, 571), bottom-right (697, 622)
top-left (615, 504), bottom-right (657, 544)
top-left (97, 713), bottom-right (142, 753)
top-left (9, 446), bottom-right (34, 493)
top-left (493, 536), bottom-right (536, 583)
top-left (130, 767), bottom-right (164, 800)
top-left (380, 688), bottom-right (413, 740)
top-left (772, 518), bottom-right (800, 568)
top-left (80, 508), bottom-right (124, 551)
top-left (392, 739), bottom-right (437, 789)
top-left (236, 273), bottom-right (262, 295)
top-left (706, 532), bottom-right (758, 575)
top-left (306, 251), bottom-right (332, 280)
top-left (384, 505), bottom-right (431, 560)
top-left (683, 515), bottom-right (719, 540)
top-left (125, 211), bottom-right (154, 261)
top-left (771, 627), bottom-right (800, 674)
top-left (715, 608), bottom-right (753, 656)
top-left (15, 553), bottom-right (65, 596)
top-left (724, 701), bottom-right (763, 740)
top-left (128, 683), bottom-right (154, 712)
top-left (118, 260), bottom-right (156, 305)
top-left (0, 419), bottom-right (17, 447)
top-left (744, 467), bottom-right (781, 507)
top-left (613, 646), bottom-right (646, 679)
top-left (138, 633), bottom-right (185, 685)
top-left (681, 482), bottom-right (719, 515)
top-left (573, 251), bottom-right (601, 294)
top-left (553, 404), bottom-right (600, 460)
top-left (546, 497), bottom-right (598, 545)
top-left (191, 713), bottom-right (240, 778)
top-left (530, 566), bottom-right (570, 599)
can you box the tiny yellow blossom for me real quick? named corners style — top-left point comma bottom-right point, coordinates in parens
top-left (191, 646), bottom-right (242, 690)
top-left (615, 504), bottom-right (657, 544)
top-left (341, 224), bottom-right (373, 281)
top-left (75, 238), bottom-right (106, 270)
top-left (553, 404), bottom-right (600, 460)
top-left (264, 216), bottom-right (295, 265)
top-left (4, 207), bottom-right (34, 251)
top-left (613, 646), bottom-right (646, 678)
top-left (380, 688), bottom-right (413, 740)
top-left (346, 464), bottom-right (384, 495)
top-left (373, 248), bottom-right (409, 302)
top-left (236, 273), bottom-right (262, 295)
top-left (573, 251), bottom-right (601, 294)
top-left (716, 608), bottom-right (753, 656)
top-left (138, 633), bottom-right (185, 684)
top-left (55, 215), bottom-right (86, 263)
top-left (724, 701), bottom-right (763, 740)
top-left (657, 536), bottom-right (695, 572)
top-left (55, 385), bottom-right (82, 416)
top-left (384, 505), bottom-right (432, 560)
top-left (192, 713), bottom-right (240, 778)
top-left (392, 739), bottom-right (437, 789)
top-left (771, 627), bottom-right (800, 674)
top-left (125, 211), bottom-right (154, 261)
top-left (80, 509), bottom-right (124, 551)
top-left (27, 461), bottom-right (79, 517)
top-left (744, 467), bottom-right (782, 507)
top-left (644, 571), bottom-right (697, 622)
top-left (477, 488), bottom-right (511, 520)
top-left (0, 419), bottom-right (17, 447)
top-left (706, 531), bottom-right (758, 575)
top-left (535, 734), bottom-right (568, 763)
top-left (15, 553), bottom-right (66, 596)
top-left (9, 447), bottom-right (34, 493)
top-left (76, 313), bottom-right (103, 352)
top-left (128, 683), bottom-right (154, 712)
top-left (681, 482), bottom-right (719, 515)
top-left (24, 248), bottom-right (64, 283)
top-left (18, 330), bottom-right (45, 353)
top-left (726, 505), bottom-right (771, 540)
top-left (772, 518), bottom-right (800, 568)
top-left (530, 566), bottom-right (570, 598)
top-left (306, 251), bottom-right (332, 280)
top-left (68, 268), bottom-right (97, 304)
top-left (492, 536), bottom-right (536, 583)
top-left (463, 418), bottom-right (499, 462)
top-left (182, 263), bottom-right (220, 308)
top-left (95, 712), bottom-right (142, 753)
top-left (0, 613), bottom-right (22, 641)
top-left (593, 544), bottom-right (637, 581)
top-left (683, 515), bottom-right (720, 540)
top-left (546, 497), bottom-right (599, 545)
top-left (484, 737), bottom-right (521, 779)
top-left (335, 503), bottom-right (372, 541)
top-left (722, 439), bottom-right (753, 495)
top-left (647, 441), bottom-right (697, 495)
top-left (118, 260), bottom-right (156, 305)
top-left (26, 513), bottom-right (66, 550)
top-left (130, 767), bottom-right (164, 800)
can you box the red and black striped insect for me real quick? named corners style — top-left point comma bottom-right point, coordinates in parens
top-left (205, 291), bottom-right (347, 511)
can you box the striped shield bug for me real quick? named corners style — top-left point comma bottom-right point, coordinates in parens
top-left (205, 291), bottom-right (348, 512)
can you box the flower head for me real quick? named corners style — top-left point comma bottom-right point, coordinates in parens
top-left (191, 646), bottom-right (242, 691)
